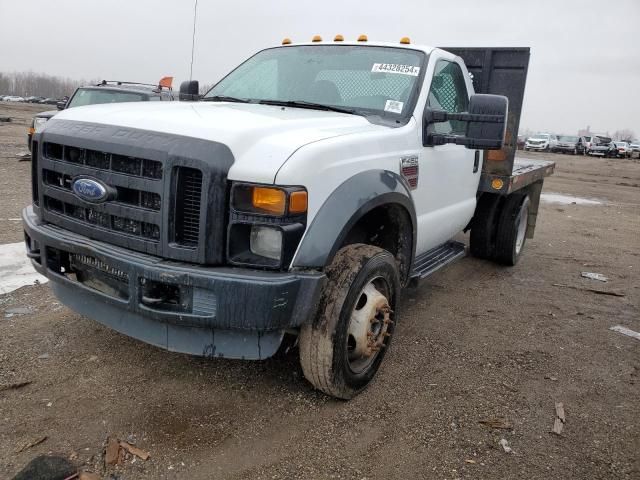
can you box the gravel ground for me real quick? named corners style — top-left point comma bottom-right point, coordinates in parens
top-left (0, 101), bottom-right (639, 479)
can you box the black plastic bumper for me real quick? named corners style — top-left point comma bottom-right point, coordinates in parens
top-left (22, 206), bottom-right (325, 359)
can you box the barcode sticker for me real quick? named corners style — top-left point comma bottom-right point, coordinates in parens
top-left (384, 100), bottom-right (404, 114)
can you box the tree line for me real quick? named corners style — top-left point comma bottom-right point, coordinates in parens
top-left (0, 72), bottom-right (98, 98)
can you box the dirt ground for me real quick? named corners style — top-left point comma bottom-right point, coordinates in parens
top-left (0, 101), bottom-right (638, 479)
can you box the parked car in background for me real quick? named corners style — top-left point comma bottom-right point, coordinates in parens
top-left (3, 95), bottom-right (25, 102)
top-left (629, 140), bottom-right (640, 157)
top-left (516, 135), bottom-right (526, 150)
top-left (613, 142), bottom-right (632, 158)
top-left (27, 77), bottom-right (175, 151)
top-left (524, 133), bottom-right (558, 151)
top-left (554, 135), bottom-right (586, 155)
top-left (588, 136), bottom-right (616, 157)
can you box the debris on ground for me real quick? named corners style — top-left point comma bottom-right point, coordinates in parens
top-left (37, 353), bottom-right (49, 360)
top-left (499, 438), bottom-right (513, 454)
top-left (0, 116), bottom-right (11, 122)
top-left (15, 436), bottom-right (48, 453)
top-left (552, 402), bottom-right (566, 435)
top-left (501, 381), bottom-right (518, 392)
top-left (78, 472), bottom-right (101, 480)
top-left (609, 325), bottom-right (640, 341)
top-left (552, 283), bottom-right (625, 297)
top-left (544, 375), bottom-right (558, 381)
top-left (0, 380), bottom-right (32, 392)
top-left (105, 436), bottom-right (150, 466)
top-left (18, 153), bottom-right (31, 161)
top-left (581, 272), bottom-right (608, 282)
top-left (119, 441), bottom-right (150, 461)
top-left (104, 437), bottom-right (120, 466)
top-left (10, 455), bottom-right (76, 480)
top-left (479, 418), bottom-right (513, 430)
top-left (465, 459), bottom-right (477, 464)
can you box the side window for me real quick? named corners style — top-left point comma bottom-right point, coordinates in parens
top-left (427, 60), bottom-right (469, 135)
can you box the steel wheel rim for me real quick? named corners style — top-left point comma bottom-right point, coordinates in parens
top-left (515, 201), bottom-right (529, 255)
top-left (346, 276), bottom-right (392, 375)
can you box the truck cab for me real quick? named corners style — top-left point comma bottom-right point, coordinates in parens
top-left (23, 38), bottom-right (553, 399)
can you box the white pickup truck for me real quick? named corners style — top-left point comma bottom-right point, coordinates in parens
top-left (23, 38), bottom-right (554, 399)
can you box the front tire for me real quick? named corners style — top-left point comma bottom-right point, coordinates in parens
top-left (299, 244), bottom-right (400, 399)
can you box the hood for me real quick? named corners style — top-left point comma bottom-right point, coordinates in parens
top-left (48, 101), bottom-right (385, 183)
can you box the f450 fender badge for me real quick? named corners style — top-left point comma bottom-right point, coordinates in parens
top-left (400, 155), bottom-right (419, 190)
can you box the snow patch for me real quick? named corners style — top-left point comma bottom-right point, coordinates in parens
top-left (0, 242), bottom-right (48, 295)
top-left (541, 193), bottom-right (603, 205)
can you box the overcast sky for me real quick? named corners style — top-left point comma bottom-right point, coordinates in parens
top-left (1, 0), bottom-right (639, 136)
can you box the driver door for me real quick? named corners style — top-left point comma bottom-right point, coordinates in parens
top-left (413, 57), bottom-right (480, 255)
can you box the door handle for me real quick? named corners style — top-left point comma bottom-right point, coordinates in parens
top-left (473, 150), bottom-right (480, 173)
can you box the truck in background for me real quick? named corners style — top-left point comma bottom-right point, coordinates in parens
top-left (27, 78), bottom-right (175, 151)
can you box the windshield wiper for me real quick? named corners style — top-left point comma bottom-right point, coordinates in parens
top-left (202, 95), bottom-right (250, 103)
top-left (257, 99), bottom-right (357, 115)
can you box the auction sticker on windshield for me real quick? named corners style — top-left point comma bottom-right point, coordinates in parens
top-left (372, 63), bottom-right (420, 76)
top-left (384, 100), bottom-right (404, 114)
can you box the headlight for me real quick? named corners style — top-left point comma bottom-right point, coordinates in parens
top-left (33, 117), bottom-right (49, 132)
top-left (227, 183), bottom-right (307, 269)
top-left (250, 226), bottom-right (283, 260)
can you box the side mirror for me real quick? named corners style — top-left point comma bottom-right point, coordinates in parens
top-left (179, 80), bottom-right (200, 101)
top-left (424, 94), bottom-right (508, 150)
top-left (56, 101), bottom-right (66, 110)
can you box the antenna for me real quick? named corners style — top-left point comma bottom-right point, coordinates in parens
top-left (189, 0), bottom-right (198, 81)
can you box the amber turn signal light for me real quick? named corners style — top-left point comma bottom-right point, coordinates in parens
top-left (252, 187), bottom-right (286, 215)
top-left (289, 191), bottom-right (308, 214)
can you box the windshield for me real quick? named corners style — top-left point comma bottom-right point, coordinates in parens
top-left (531, 134), bottom-right (550, 140)
top-left (615, 142), bottom-right (627, 147)
top-left (594, 136), bottom-right (612, 144)
top-left (584, 136), bottom-right (591, 141)
top-left (559, 136), bottom-right (578, 142)
top-left (67, 88), bottom-right (147, 108)
top-left (204, 45), bottom-right (426, 119)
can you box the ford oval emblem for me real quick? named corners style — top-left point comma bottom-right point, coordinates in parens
top-left (71, 177), bottom-right (109, 203)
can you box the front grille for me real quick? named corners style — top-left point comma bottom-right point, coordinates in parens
top-left (43, 169), bottom-right (161, 211)
top-left (43, 195), bottom-right (160, 240)
top-left (173, 167), bottom-right (203, 247)
top-left (34, 123), bottom-right (231, 264)
top-left (31, 141), bottom-right (39, 205)
top-left (44, 142), bottom-right (162, 180)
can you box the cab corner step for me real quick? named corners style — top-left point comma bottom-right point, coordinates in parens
top-left (410, 241), bottom-right (466, 282)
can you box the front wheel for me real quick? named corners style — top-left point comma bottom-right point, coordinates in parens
top-left (299, 244), bottom-right (400, 399)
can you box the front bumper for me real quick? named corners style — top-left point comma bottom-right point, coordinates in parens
top-left (22, 206), bottom-right (325, 359)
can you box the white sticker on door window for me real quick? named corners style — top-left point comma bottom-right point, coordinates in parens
top-left (384, 100), bottom-right (404, 114)
top-left (372, 63), bottom-right (420, 76)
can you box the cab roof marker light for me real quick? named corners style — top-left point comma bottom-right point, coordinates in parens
top-left (357, 34), bottom-right (368, 42)
top-left (311, 35), bottom-right (322, 42)
top-left (282, 37), bottom-right (292, 45)
top-left (334, 34), bottom-right (344, 42)
top-left (400, 36), bottom-right (411, 44)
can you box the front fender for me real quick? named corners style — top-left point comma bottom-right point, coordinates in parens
top-left (292, 169), bottom-right (416, 268)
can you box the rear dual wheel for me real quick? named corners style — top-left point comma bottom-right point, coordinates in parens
top-left (470, 192), bottom-right (530, 266)
top-left (299, 244), bottom-right (399, 399)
